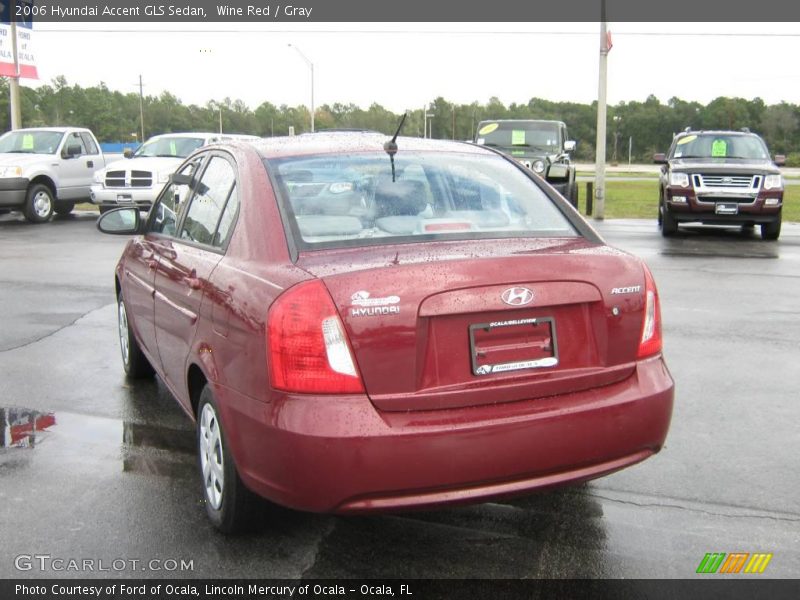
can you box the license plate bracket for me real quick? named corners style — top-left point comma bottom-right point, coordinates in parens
top-left (469, 316), bottom-right (558, 376)
top-left (715, 202), bottom-right (739, 215)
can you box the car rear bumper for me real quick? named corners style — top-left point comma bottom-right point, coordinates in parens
top-left (215, 356), bottom-right (674, 513)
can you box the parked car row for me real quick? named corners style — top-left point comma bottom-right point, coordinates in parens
top-left (97, 131), bottom-right (675, 533)
top-left (0, 125), bottom-right (787, 242)
top-left (0, 127), bottom-right (259, 222)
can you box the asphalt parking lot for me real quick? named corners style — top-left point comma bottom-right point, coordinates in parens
top-left (1, 210), bottom-right (798, 579)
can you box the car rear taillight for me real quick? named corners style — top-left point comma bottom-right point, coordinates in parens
top-left (268, 279), bottom-right (364, 394)
top-left (637, 265), bottom-right (663, 359)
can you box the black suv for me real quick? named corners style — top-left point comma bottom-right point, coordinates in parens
top-left (655, 129), bottom-right (785, 240)
top-left (475, 120), bottom-right (577, 203)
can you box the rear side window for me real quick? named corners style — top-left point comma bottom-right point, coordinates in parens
top-left (268, 151), bottom-right (577, 250)
top-left (180, 156), bottom-right (237, 248)
top-left (79, 133), bottom-right (99, 155)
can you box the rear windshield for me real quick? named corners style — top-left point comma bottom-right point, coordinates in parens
top-left (475, 122), bottom-right (561, 152)
top-left (670, 133), bottom-right (769, 160)
top-left (267, 151), bottom-right (577, 250)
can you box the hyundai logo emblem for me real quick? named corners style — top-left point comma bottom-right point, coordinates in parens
top-left (501, 287), bottom-right (534, 306)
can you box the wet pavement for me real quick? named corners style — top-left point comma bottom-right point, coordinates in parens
top-left (1, 210), bottom-right (799, 579)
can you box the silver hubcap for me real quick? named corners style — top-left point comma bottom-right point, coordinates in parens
top-left (33, 191), bottom-right (52, 218)
top-left (199, 403), bottom-right (225, 510)
top-left (118, 300), bottom-right (130, 366)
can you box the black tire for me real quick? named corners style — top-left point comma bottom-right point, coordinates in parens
top-left (197, 385), bottom-right (256, 533)
top-left (54, 202), bottom-right (75, 216)
top-left (117, 296), bottom-right (155, 378)
top-left (568, 181), bottom-right (578, 208)
top-left (660, 204), bottom-right (678, 237)
top-left (23, 184), bottom-right (55, 223)
top-left (761, 216), bottom-right (781, 241)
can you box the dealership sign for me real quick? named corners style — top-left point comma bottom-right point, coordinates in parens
top-left (0, 0), bottom-right (39, 78)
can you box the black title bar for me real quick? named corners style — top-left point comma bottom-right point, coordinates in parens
top-left (4, 0), bottom-right (800, 23)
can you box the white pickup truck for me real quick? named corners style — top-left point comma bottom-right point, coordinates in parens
top-left (90, 131), bottom-right (259, 213)
top-left (0, 127), bottom-right (108, 223)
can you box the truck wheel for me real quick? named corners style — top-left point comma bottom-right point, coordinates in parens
top-left (761, 216), bottom-right (781, 241)
top-left (24, 184), bottom-right (55, 223)
top-left (660, 204), bottom-right (678, 237)
top-left (54, 202), bottom-right (75, 216)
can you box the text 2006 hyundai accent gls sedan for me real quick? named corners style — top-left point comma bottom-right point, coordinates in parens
top-left (98, 132), bottom-right (674, 533)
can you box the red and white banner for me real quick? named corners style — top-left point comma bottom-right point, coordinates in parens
top-left (0, 13), bottom-right (39, 79)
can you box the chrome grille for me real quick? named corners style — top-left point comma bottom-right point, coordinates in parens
top-left (694, 174), bottom-right (760, 189)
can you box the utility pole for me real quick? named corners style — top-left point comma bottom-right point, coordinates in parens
top-left (288, 44), bottom-right (314, 133)
top-left (593, 1), bottom-right (609, 221)
top-left (9, 14), bottom-right (22, 129)
top-left (138, 75), bottom-right (145, 141)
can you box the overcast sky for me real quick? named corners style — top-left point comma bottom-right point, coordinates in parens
top-left (25, 22), bottom-right (800, 112)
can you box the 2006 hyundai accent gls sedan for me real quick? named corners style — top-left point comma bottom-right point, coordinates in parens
top-left (98, 131), bottom-right (674, 533)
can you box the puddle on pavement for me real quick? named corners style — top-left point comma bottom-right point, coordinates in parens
top-left (0, 406), bottom-right (195, 477)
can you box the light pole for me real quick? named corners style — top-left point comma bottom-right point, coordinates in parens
top-left (426, 113), bottom-right (435, 139)
top-left (209, 102), bottom-right (223, 133)
top-left (288, 43), bottom-right (315, 133)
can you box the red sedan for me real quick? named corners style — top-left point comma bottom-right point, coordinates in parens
top-left (98, 132), bottom-right (674, 533)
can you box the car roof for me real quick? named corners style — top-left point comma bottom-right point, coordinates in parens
top-left (676, 130), bottom-right (761, 138)
top-left (248, 132), bottom-right (492, 160)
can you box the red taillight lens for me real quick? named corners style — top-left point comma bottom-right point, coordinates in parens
top-left (268, 279), bottom-right (364, 394)
top-left (637, 265), bottom-right (663, 359)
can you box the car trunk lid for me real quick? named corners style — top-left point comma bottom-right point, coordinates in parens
top-left (296, 238), bottom-right (646, 412)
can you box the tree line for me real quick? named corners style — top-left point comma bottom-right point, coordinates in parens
top-left (2, 76), bottom-right (799, 164)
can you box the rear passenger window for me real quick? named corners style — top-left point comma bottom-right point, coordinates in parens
top-left (80, 133), bottom-right (99, 155)
top-left (215, 184), bottom-right (239, 248)
top-left (179, 156), bottom-right (237, 248)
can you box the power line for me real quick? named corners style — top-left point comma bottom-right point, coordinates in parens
top-left (33, 28), bottom-right (800, 38)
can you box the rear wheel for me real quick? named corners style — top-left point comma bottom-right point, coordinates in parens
top-left (54, 202), bottom-right (75, 216)
top-left (660, 204), bottom-right (678, 237)
top-left (761, 216), bottom-right (781, 241)
top-left (197, 385), bottom-right (256, 533)
top-left (23, 184), bottom-right (55, 223)
top-left (118, 296), bottom-right (154, 378)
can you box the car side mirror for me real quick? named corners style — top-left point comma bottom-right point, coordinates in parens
top-left (774, 154), bottom-right (786, 167)
top-left (96, 207), bottom-right (143, 235)
top-left (563, 140), bottom-right (576, 153)
top-left (653, 153), bottom-right (667, 164)
top-left (62, 144), bottom-right (82, 159)
top-left (123, 148), bottom-right (134, 159)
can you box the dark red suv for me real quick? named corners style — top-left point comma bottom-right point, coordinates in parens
top-left (655, 129), bottom-right (785, 240)
top-left (99, 133), bottom-right (674, 533)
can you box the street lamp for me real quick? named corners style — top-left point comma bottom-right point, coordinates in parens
top-left (288, 43), bottom-right (315, 133)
